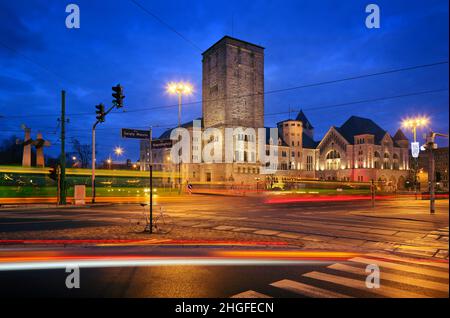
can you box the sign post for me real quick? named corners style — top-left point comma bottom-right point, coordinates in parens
top-left (411, 141), bottom-right (420, 200)
top-left (122, 127), bottom-right (154, 233)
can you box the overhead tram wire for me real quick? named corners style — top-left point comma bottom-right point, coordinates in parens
top-left (3, 86), bottom-right (446, 135)
top-left (263, 87), bottom-right (449, 118)
top-left (1, 60), bottom-right (448, 120)
top-left (129, 0), bottom-right (203, 52)
top-left (0, 41), bottom-right (75, 88)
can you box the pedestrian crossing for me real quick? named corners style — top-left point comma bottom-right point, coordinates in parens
top-left (230, 253), bottom-right (449, 298)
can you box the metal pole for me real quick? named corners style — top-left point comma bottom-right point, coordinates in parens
top-left (91, 123), bottom-right (97, 203)
top-left (60, 90), bottom-right (67, 205)
top-left (178, 93), bottom-right (182, 194)
top-left (371, 179), bottom-right (375, 208)
top-left (429, 143), bottom-right (435, 214)
top-left (150, 164), bottom-right (153, 234)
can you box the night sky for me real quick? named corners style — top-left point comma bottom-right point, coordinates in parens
top-left (0, 0), bottom-right (448, 162)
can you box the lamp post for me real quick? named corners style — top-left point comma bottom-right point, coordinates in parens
top-left (402, 116), bottom-right (429, 199)
top-left (166, 82), bottom-right (193, 194)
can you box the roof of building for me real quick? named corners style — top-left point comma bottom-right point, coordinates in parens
top-left (336, 116), bottom-right (387, 144)
top-left (302, 132), bottom-right (319, 149)
top-left (296, 110), bottom-right (314, 129)
top-left (393, 129), bottom-right (409, 141)
top-left (202, 35), bottom-right (265, 56)
top-left (158, 118), bottom-right (203, 139)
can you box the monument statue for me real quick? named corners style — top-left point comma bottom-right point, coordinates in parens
top-left (16, 126), bottom-right (51, 167)
top-left (16, 126), bottom-right (33, 167)
top-left (33, 132), bottom-right (51, 168)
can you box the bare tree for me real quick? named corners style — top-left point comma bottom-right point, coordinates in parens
top-left (71, 138), bottom-right (92, 168)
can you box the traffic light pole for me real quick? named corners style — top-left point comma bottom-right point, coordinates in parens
top-left (428, 144), bottom-right (435, 214)
top-left (425, 131), bottom-right (448, 214)
top-left (60, 90), bottom-right (67, 205)
top-left (91, 104), bottom-right (120, 203)
top-left (91, 84), bottom-right (124, 203)
top-left (91, 121), bottom-right (99, 203)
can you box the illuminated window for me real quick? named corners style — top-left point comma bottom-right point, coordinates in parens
top-left (326, 150), bottom-right (341, 170)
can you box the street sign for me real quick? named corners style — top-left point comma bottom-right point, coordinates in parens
top-left (411, 141), bottom-right (420, 158)
top-left (121, 128), bottom-right (151, 139)
top-left (151, 139), bottom-right (173, 149)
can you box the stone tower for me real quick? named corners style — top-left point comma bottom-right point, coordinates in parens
top-left (202, 36), bottom-right (264, 130)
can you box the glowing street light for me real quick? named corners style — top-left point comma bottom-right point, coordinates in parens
top-left (401, 116), bottom-right (430, 142)
top-left (401, 116), bottom-right (430, 200)
top-left (166, 81), bottom-right (193, 194)
top-left (114, 146), bottom-right (124, 156)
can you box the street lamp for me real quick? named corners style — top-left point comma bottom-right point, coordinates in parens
top-left (401, 116), bottom-right (429, 142)
top-left (114, 146), bottom-right (124, 157)
top-left (166, 81), bottom-right (193, 193)
top-left (401, 116), bottom-right (430, 199)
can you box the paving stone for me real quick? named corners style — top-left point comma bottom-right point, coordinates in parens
top-left (301, 235), bottom-right (331, 242)
top-left (333, 237), bottom-right (366, 246)
top-left (253, 230), bottom-right (280, 236)
top-left (367, 229), bottom-right (397, 236)
top-left (213, 225), bottom-right (236, 231)
top-left (276, 232), bottom-right (302, 239)
top-left (232, 227), bottom-right (258, 232)
top-left (434, 249), bottom-right (449, 259)
top-left (394, 246), bottom-right (437, 257)
top-left (394, 232), bottom-right (422, 239)
top-left (177, 221), bottom-right (201, 226)
top-left (191, 223), bottom-right (214, 228)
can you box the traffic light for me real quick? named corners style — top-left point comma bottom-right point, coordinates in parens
top-left (48, 166), bottom-right (58, 181)
top-left (95, 103), bottom-right (105, 122)
top-left (112, 84), bottom-right (125, 108)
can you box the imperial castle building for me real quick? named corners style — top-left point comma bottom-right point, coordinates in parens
top-left (140, 36), bottom-right (410, 190)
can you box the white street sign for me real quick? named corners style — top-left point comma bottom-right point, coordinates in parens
top-left (411, 142), bottom-right (420, 158)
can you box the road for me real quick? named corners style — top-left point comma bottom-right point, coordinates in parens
top-left (0, 194), bottom-right (448, 297)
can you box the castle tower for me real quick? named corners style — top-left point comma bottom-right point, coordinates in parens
top-left (202, 36), bottom-right (264, 130)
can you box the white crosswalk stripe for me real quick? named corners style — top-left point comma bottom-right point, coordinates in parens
top-left (350, 257), bottom-right (449, 279)
top-left (231, 290), bottom-right (271, 298)
top-left (303, 271), bottom-right (429, 298)
top-left (328, 263), bottom-right (449, 293)
top-left (270, 279), bottom-right (352, 298)
top-left (229, 253), bottom-right (449, 298)
top-left (366, 253), bottom-right (449, 270)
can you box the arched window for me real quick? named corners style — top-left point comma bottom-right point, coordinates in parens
top-left (326, 150), bottom-right (341, 160)
top-left (326, 150), bottom-right (341, 170)
top-left (374, 151), bottom-right (381, 169)
top-left (384, 153), bottom-right (390, 159)
top-left (392, 153), bottom-right (399, 169)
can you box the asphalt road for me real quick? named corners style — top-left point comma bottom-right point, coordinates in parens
top-left (0, 195), bottom-right (448, 298)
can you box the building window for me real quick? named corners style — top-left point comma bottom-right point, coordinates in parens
top-left (326, 150), bottom-right (341, 170)
top-left (306, 155), bottom-right (313, 171)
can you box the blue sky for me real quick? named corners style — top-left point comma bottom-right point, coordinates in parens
top-left (0, 0), bottom-right (448, 161)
